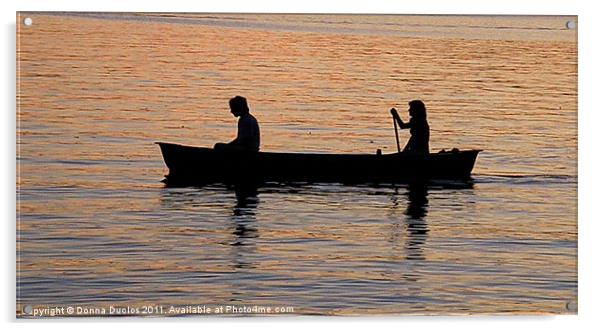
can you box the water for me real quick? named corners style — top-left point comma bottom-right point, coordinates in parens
top-left (16, 13), bottom-right (577, 316)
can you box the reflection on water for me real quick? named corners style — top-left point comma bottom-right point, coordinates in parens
top-left (155, 182), bottom-right (472, 313)
top-left (404, 183), bottom-right (429, 261)
top-left (18, 177), bottom-right (577, 315)
top-left (231, 186), bottom-right (259, 270)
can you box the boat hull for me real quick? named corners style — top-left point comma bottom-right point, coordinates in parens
top-left (157, 142), bottom-right (480, 185)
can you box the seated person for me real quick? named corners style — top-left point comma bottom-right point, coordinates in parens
top-left (391, 100), bottom-right (430, 155)
top-left (214, 96), bottom-right (260, 152)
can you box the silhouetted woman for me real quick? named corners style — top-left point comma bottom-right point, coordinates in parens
top-left (391, 100), bottom-right (430, 155)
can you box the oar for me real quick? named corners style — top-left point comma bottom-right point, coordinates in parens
top-left (390, 108), bottom-right (401, 153)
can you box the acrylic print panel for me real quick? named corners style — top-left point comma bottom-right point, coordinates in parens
top-left (16, 12), bottom-right (577, 317)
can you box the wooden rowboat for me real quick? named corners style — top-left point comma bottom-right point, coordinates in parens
top-left (157, 142), bottom-right (480, 185)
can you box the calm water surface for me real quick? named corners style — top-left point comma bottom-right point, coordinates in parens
top-left (17, 13), bottom-right (577, 315)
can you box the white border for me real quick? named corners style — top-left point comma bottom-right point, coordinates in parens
top-left (5, 0), bottom-right (584, 14)
top-left (3, 0), bottom-right (601, 330)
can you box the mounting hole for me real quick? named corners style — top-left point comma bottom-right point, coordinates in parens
top-left (23, 305), bottom-right (32, 314)
top-left (23, 17), bottom-right (33, 26)
top-left (566, 20), bottom-right (576, 30)
top-left (565, 301), bottom-right (577, 312)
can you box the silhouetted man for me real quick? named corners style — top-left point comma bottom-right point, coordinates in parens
top-left (214, 96), bottom-right (260, 152)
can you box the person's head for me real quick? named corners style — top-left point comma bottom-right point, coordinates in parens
top-left (229, 96), bottom-right (249, 117)
top-left (408, 100), bottom-right (427, 119)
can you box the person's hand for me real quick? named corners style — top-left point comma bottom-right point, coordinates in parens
top-left (390, 108), bottom-right (403, 123)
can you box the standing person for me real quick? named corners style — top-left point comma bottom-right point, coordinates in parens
top-left (214, 96), bottom-right (260, 152)
top-left (391, 100), bottom-right (430, 155)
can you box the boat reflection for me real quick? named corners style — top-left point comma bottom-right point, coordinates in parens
top-left (160, 180), bottom-right (474, 268)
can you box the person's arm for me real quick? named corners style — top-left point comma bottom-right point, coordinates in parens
top-left (390, 108), bottom-right (411, 129)
top-left (232, 115), bottom-right (258, 149)
top-left (227, 119), bottom-right (243, 145)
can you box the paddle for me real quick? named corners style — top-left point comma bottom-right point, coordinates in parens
top-left (390, 108), bottom-right (401, 153)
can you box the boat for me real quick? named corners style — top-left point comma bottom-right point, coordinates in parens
top-left (157, 142), bottom-right (481, 185)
